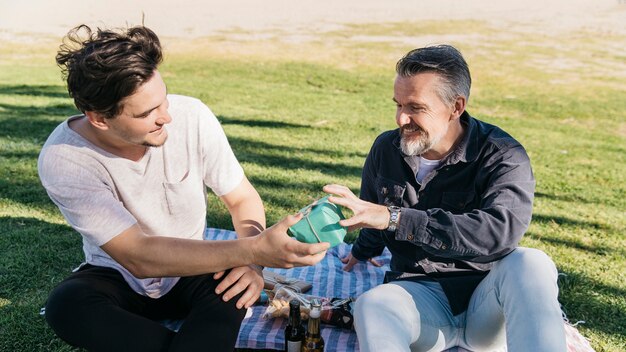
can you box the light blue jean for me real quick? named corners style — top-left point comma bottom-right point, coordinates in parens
top-left (353, 248), bottom-right (566, 352)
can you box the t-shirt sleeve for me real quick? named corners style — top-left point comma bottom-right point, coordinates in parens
top-left (196, 103), bottom-right (245, 196)
top-left (39, 154), bottom-right (137, 247)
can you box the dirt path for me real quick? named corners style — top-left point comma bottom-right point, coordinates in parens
top-left (1, 0), bottom-right (624, 41)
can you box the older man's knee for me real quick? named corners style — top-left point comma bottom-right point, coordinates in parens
top-left (493, 247), bottom-right (560, 302)
top-left (500, 247), bottom-right (557, 277)
top-left (355, 284), bottom-right (394, 319)
top-left (354, 284), bottom-right (418, 325)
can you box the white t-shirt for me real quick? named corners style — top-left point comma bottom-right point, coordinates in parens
top-left (38, 95), bottom-right (244, 298)
top-left (416, 156), bottom-right (442, 184)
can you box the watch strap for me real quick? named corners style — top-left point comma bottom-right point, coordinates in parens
top-left (387, 206), bottom-right (401, 232)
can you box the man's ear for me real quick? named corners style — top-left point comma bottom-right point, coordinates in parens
top-left (451, 96), bottom-right (466, 120)
top-left (84, 111), bottom-right (110, 131)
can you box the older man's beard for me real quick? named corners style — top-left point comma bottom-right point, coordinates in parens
top-left (399, 124), bottom-right (440, 156)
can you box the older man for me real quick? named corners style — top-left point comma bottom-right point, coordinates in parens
top-left (325, 45), bottom-right (566, 351)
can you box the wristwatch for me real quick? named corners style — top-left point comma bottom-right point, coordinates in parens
top-left (387, 206), bottom-right (401, 232)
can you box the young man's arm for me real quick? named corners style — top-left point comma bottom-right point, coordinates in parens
top-left (221, 176), bottom-right (266, 238)
top-left (213, 176), bottom-right (267, 309)
top-left (100, 213), bottom-right (328, 280)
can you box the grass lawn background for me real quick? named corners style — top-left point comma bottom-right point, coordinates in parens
top-left (1, 20), bottom-right (624, 351)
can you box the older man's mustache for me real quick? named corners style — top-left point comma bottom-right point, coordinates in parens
top-left (401, 124), bottom-right (426, 137)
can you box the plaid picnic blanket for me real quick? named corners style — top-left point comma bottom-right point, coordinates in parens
top-left (205, 228), bottom-right (391, 351)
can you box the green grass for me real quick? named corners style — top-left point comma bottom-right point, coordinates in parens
top-left (1, 20), bottom-right (625, 351)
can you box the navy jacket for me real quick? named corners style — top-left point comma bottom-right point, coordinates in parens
top-left (352, 111), bottom-right (535, 314)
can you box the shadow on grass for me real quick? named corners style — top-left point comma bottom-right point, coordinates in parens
top-left (532, 213), bottom-right (613, 232)
top-left (249, 176), bottom-right (360, 213)
top-left (529, 213), bottom-right (624, 258)
top-left (0, 217), bottom-right (82, 293)
top-left (0, 216), bottom-right (82, 351)
top-left (526, 230), bottom-right (625, 258)
top-left (229, 132), bottom-right (368, 157)
top-left (535, 190), bottom-right (621, 209)
top-left (0, 103), bottom-right (78, 142)
top-left (0, 102), bottom-right (65, 212)
top-left (229, 136), bottom-right (363, 179)
top-left (254, 186), bottom-right (322, 212)
top-left (0, 174), bottom-right (55, 214)
top-left (0, 84), bottom-right (70, 99)
top-left (218, 115), bottom-right (309, 129)
top-left (535, 191), bottom-right (581, 202)
top-left (0, 84), bottom-right (76, 142)
top-left (558, 270), bottom-right (626, 338)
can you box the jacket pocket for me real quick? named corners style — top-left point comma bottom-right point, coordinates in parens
top-left (375, 176), bottom-right (406, 206)
top-left (441, 191), bottom-right (475, 213)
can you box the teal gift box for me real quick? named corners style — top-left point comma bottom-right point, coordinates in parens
top-left (288, 195), bottom-right (347, 248)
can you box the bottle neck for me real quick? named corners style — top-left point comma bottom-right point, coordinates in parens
top-left (306, 316), bottom-right (321, 337)
top-left (289, 308), bottom-right (301, 326)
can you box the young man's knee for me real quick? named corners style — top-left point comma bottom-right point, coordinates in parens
top-left (193, 290), bottom-right (247, 326)
top-left (45, 280), bottom-right (92, 342)
top-left (215, 295), bottom-right (247, 326)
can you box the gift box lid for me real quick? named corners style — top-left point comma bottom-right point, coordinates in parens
top-left (288, 195), bottom-right (347, 247)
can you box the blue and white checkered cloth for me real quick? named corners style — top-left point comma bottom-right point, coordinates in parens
top-left (205, 228), bottom-right (391, 351)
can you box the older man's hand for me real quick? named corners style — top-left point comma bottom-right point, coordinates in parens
top-left (323, 184), bottom-right (390, 231)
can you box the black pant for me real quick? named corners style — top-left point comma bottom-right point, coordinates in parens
top-left (45, 265), bottom-right (246, 352)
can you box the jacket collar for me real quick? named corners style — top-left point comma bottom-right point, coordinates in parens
top-left (445, 111), bottom-right (479, 165)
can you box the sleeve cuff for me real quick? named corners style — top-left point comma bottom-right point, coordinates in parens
top-left (395, 208), bottom-right (450, 251)
top-left (394, 208), bottom-right (429, 243)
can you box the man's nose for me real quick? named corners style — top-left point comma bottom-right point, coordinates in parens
top-left (396, 110), bottom-right (411, 127)
top-left (157, 111), bottom-right (172, 125)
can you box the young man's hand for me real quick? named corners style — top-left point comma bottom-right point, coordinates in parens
top-left (251, 213), bottom-right (329, 268)
top-left (214, 265), bottom-right (264, 309)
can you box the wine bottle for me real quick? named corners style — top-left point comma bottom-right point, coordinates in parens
top-left (284, 299), bottom-right (305, 352)
top-left (302, 299), bottom-right (324, 352)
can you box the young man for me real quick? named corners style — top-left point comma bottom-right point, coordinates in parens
top-left (38, 25), bottom-right (329, 352)
top-left (324, 45), bottom-right (567, 351)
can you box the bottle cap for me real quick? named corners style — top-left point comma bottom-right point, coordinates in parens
top-left (309, 299), bottom-right (321, 318)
